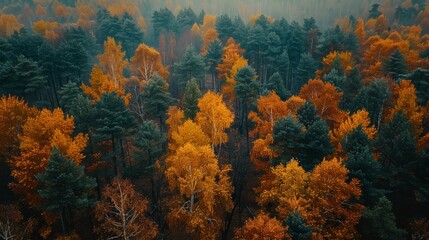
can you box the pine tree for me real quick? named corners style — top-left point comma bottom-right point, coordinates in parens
top-left (183, 78), bottom-right (202, 119)
top-left (285, 211), bottom-right (313, 240)
top-left (384, 50), bottom-right (407, 81)
top-left (265, 72), bottom-right (290, 100)
top-left (216, 15), bottom-right (234, 44)
top-left (141, 74), bottom-right (173, 126)
top-left (205, 39), bottom-right (223, 91)
top-left (272, 115), bottom-right (304, 166)
top-left (174, 44), bottom-right (206, 88)
top-left (36, 148), bottom-right (96, 235)
top-left (14, 54), bottom-right (47, 103)
top-left (58, 81), bottom-right (81, 113)
top-left (295, 52), bottom-right (316, 93)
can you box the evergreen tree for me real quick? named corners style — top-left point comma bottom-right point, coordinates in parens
top-left (58, 81), bottom-right (81, 113)
top-left (176, 7), bottom-right (197, 32)
top-left (266, 32), bottom-right (282, 76)
top-left (232, 16), bottom-right (248, 44)
top-left (287, 22), bottom-right (306, 69)
top-left (295, 52), bottom-right (316, 93)
top-left (368, 3), bottom-right (382, 19)
top-left (384, 50), bottom-right (407, 81)
top-left (404, 68), bottom-right (429, 104)
top-left (341, 67), bottom-right (362, 111)
top-left (183, 78), bottom-right (202, 120)
top-left (301, 118), bottom-right (332, 170)
top-left (361, 197), bottom-right (407, 240)
top-left (69, 94), bottom-right (95, 134)
top-left (285, 211), bottom-right (313, 240)
top-left (36, 148), bottom-right (96, 235)
top-left (297, 101), bottom-right (318, 128)
top-left (94, 93), bottom-right (136, 176)
top-left (272, 115), bottom-right (304, 166)
top-left (205, 39), bottom-right (223, 91)
top-left (265, 72), bottom-right (290, 100)
top-left (120, 13), bottom-right (144, 59)
top-left (275, 49), bottom-right (290, 90)
top-left (353, 79), bottom-right (390, 129)
top-left (343, 126), bottom-right (383, 205)
top-left (141, 74), bottom-right (173, 126)
top-left (235, 66), bottom-right (260, 155)
top-left (57, 39), bottom-right (90, 83)
top-left (323, 68), bottom-right (346, 90)
top-left (216, 15), bottom-right (234, 44)
top-left (174, 44), bottom-right (206, 88)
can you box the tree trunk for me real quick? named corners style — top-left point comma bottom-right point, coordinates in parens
top-left (112, 135), bottom-right (118, 176)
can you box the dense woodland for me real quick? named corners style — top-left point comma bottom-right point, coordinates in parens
top-left (1, 0), bottom-right (429, 239)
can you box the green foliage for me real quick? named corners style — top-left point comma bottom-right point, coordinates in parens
top-left (272, 115), bottom-right (303, 165)
top-left (296, 52), bottom-right (316, 93)
top-left (404, 68), bottom-right (429, 104)
top-left (216, 14), bottom-right (234, 44)
top-left (235, 66), bottom-right (261, 105)
top-left (176, 7), bottom-right (197, 32)
top-left (285, 210), bottom-right (313, 240)
top-left (59, 81), bottom-right (81, 112)
top-left (265, 72), bottom-right (290, 100)
top-left (183, 78), bottom-right (202, 120)
top-left (384, 50), bottom-right (408, 81)
top-left (141, 75), bottom-right (173, 124)
top-left (174, 44), bottom-right (206, 87)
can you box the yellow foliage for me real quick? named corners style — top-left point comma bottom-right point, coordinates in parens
top-left (169, 120), bottom-right (210, 154)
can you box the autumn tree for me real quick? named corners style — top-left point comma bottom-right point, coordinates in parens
top-left (169, 120), bottom-right (210, 154)
top-left (0, 15), bottom-right (23, 37)
top-left (36, 148), bottom-right (96, 235)
top-left (130, 44), bottom-right (168, 82)
top-left (97, 37), bottom-right (128, 87)
top-left (165, 143), bottom-right (233, 239)
top-left (299, 79), bottom-right (347, 127)
top-left (95, 178), bottom-right (158, 240)
top-left (0, 96), bottom-right (38, 161)
top-left (166, 106), bottom-right (185, 141)
top-left (234, 213), bottom-right (289, 240)
top-left (9, 108), bottom-right (87, 207)
top-left (0, 204), bottom-right (36, 240)
top-left (81, 65), bottom-right (130, 105)
top-left (195, 91), bottom-right (234, 150)
top-left (217, 38), bottom-right (245, 91)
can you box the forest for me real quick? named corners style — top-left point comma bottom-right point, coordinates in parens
top-left (1, 0), bottom-right (429, 239)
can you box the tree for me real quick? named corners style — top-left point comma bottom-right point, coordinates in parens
top-left (353, 78), bottom-right (391, 130)
top-left (216, 15), bottom-right (234, 44)
top-left (217, 38), bottom-right (245, 91)
top-left (95, 178), bottom-right (158, 240)
top-left (119, 13), bottom-right (144, 59)
top-left (165, 143), bottom-right (233, 239)
top-left (205, 39), bottom-right (223, 90)
top-left (272, 116), bottom-right (304, 165)
top-left (299, 79), bottom-right (346, 127)
top-left (13, 55), bottom-right (47, 103)
top-left (361, 197), bottom-right (406, 240)
top-left (0, 204), bottom-right (36, 240)
top-left (387, 80), bottom-right (423, 136)
top-left (285, 211), bottom-right (313, 240)
top-left (130, 44), bottom-right (168, 82)
top-left (222, 57), bottom-right (248, 103)
top-left (0, 96), bottom-right (38, 161)
top-left (140, 74), bottom-right (173, 126)
top-left (174, 44), bottom-right (206, 88)
top-left (82, 65), bottom-right (130, 105)
top-left (0, 15), bottom-right (23, 37)
top-left (36, 148), bottom-right (96, 235)
top-left (183, 78), bottom-right (202, 119)
top-left (195, 91), bottom-right (234, 150)
top-left (405, 68), bottom-right (429, 104)
top-left (384, 50), bottom-right (408, 81)
top-left (306, 158), bottom-right (363, 239)
top-left (169, 119), bottom-right (210, 154)
top-left (265, 72), bottom-right (290, 100)
top-left (330, 110), bottom-right (377, 157)
top-left (93, 93), bottom-right (136, 176)
top-left (58, 81), bottom-right (81, 112)
top-left (97, 37), bottom-right (128, 87)
top-left (295, 53), bottom-right (316, 93)
top-left (166, 106), bottom-right (185, 141)
top-left (235, 66), bottom-right (260, 154)
top-left (368, 3), bottom-right (382, 19)
top-left (343, 126), bottom-right (383, 205)
top-left (234, 213), bottom-right (289, 240)
top-left (9, 108), bottom-right (88, 208)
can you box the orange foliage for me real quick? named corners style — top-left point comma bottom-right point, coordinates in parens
top-left (249, 14), bottom-right (275, 26)
top-left (76, 1), bottom-right (96, 30)
top-left (32, 20), bottom-right (60, 41)
top-left (317, 51), bottom-right (354, 78)
top-left (299, 79), bottom-right (347, 127)
top-left (335, 17), bottom-right (354, 33)
top-left (97, 37), bottom-right (128, 87)
top-left (0, 96), bottom-right (38, 160)
top-left (166, 106), bottom-right (185, 141)
top-left (259, 159), bottom-right (363, 240)
top-left (201, 28), bottom-right (219, 56)
top-left (169, 120), bottom-right (210, 153)
top-left (234, 213), bottom-right (289, 240)
top-left (355, 18), bottom-right (367, 46)
top-left (81, 65), bottom-right (130, 105)
top-left (222, 57), bottom-right (248, 103)
top-left (95, 178), bottom-right (158, 240)
top-left (195, 91), bottom-right (234, 147)
top-left (200, 14), bottom-right (217, 34)
top-left (53, 1), bottom-right (74, 20)
top-left (387, 80), bottom-right (424, 136)
top-left (165, 143), bottom-right (233, 239)
top-left (131, 44), bottom-right (169, 82)
top-left (217, 38), bottom-right (245, 81)
top-left (330, 110), bottom-right (377, 157)
top-left (0, 15), bottom-right (23, 37)
top-left (9, 108), bottom-right (87, 208)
